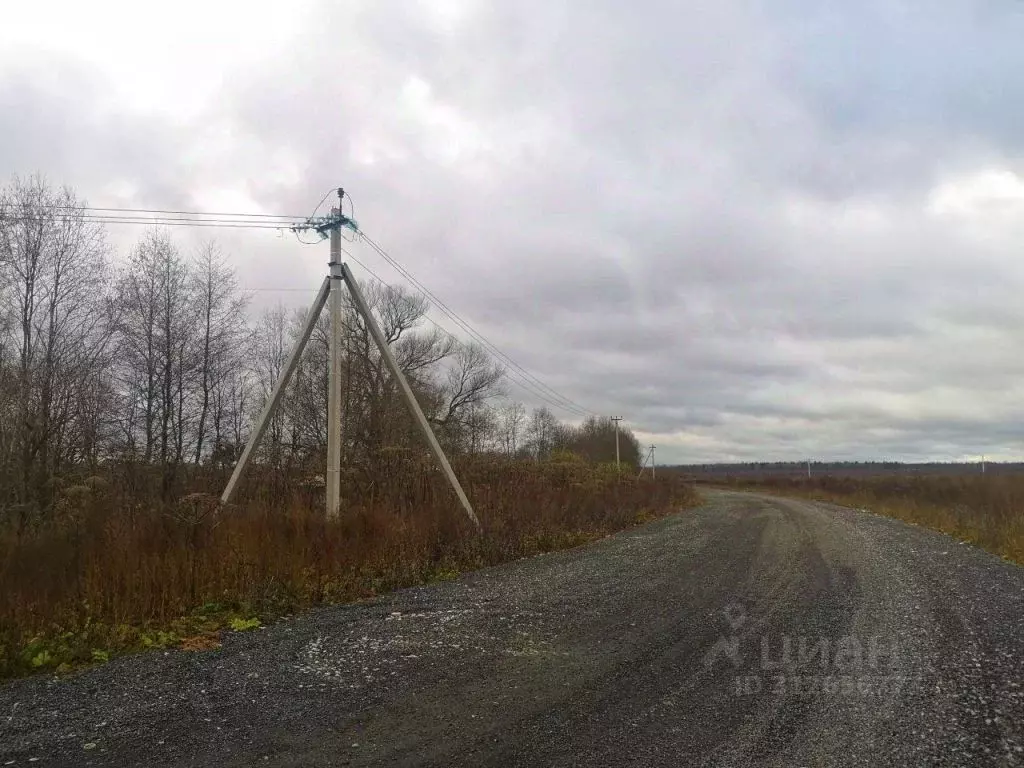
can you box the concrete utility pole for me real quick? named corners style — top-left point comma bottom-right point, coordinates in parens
top-left (326, 194), bottom-right (344, 519)
top-left (611, 417), bottom-right (622, 471)
top-left (220, 188), bottom-right (480, 531)
top-left (651, 445), bottom-right (656, 479)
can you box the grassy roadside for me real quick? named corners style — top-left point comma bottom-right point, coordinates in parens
top-left (706, 475), bottom-right (1024, 565)
top-left (1, 458), bottom-right (700, 681)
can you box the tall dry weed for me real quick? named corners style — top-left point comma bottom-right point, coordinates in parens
top-left (707, 473), bottom-right (1024, 564)
top-left (0, 455), bottom-right (696, 678)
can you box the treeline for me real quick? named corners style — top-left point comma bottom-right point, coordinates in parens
top-left (679, 461), bottom-right (1011, 479)
top-left (0, 175), bottom-right (640, 521)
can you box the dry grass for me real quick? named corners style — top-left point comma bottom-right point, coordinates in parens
top-left (0, 454), bottom-right (698, 679)
top-left (708, 473), bottom-right (1024, 564)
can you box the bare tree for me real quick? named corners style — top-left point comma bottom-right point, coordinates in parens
top-left (157, 236), bottom-right (196, 489)
top-left (252, 304), bottom-right (290, 464)
top-left (115, 235), bottom-right (162, 462)
top-left (498, 400), bottom-right (527, 457)
top-left (463, 403), bottom-right (496, 455)
top-left (213, 368), bottom-right (251, 467)
top-left (191, 243), bottom-right (248, 464)
top-left (0, 240), bottom-right (17, 498)
top-left (434, 343), bottom-right (505, 444)
top-left (341, 281), bottom-right (456, 464)
top-left (0, 175), bottom-right (110, 508)
top-left (526, 407), bottom-right (563, 460)
top-left (114, 231), bottom-right (201, 498)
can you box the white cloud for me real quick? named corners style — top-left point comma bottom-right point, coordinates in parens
top-left (0, 0), bottom-right (318, 118)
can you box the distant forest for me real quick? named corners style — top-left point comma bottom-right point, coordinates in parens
top-left (673, 461), bottom-right (1022, 478)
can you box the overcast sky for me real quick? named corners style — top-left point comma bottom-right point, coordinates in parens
top-left (3, 0), bottom-right (1024, 463)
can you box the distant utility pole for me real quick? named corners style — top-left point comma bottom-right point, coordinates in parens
top-left (637, 444), bottom-right (656, 480)
top-left (807, 460), bottom-right (811, 478)
top-left (220, 188), bottom-right (480, 531)
top-left (611, 417), bottom-right (623, 471)
top-left (982, 455), bottom-right (986, 475)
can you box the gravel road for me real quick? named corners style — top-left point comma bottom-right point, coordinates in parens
top-left (2, 490), bottom-right (1023, 767)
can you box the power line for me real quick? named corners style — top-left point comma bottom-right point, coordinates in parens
top-left (342, 244), bottom-right (593, 419)
top-left (72, 215), bottom-right (293, 225)
top-left (1, 204), bottom-right (304, 220)
top-left (85, 219), bottom-right (288, 230)
top-left (343, 255), bottom-right (592, 418)
top-left (359, 241), bottom-right (594, 418)
top-left (0, 199), bottom-right (595, 418)
top-left (0, 214), bottom-right (297, 230)
top-left (360, 234), bottom-right (593, 416)
top-left (0, 204), bottom-right (306, 230)
top-left (75, 206), bottom-right (303, 220)
top-left (306, 188), bottom-right (338, 221)
top-left (356, 231), bottom-right (596, 417)
top-left (339, 250), bottom-right (589, 417)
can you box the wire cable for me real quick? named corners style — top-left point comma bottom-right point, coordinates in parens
top-left (0, 204), bottom-right (308, 230)
top-left (356, 231), bottom-right (596, 417)
top-left (0, 198), bottom-right (594, 417)
top-left (357, 236), bottom-right (594, 417)
top-left (308, 187), bottom-right (339, 220)
top-left (341, 246), bottom-right (593, 419)
top-left (73, 206), bottom-right (303, 220)
top-left (0, 216), bottom-right (294, 230)
top-left (1, 213), bottom-right (298, 228)
top-left (344, 253), bottom-right (589, 417)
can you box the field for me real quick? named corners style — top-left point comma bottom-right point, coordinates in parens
top-left (0, 455), bottom-right (697, 680)
top-left (687, 467), bottom-right (1024, 565)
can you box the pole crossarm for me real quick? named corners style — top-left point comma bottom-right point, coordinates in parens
top-left (291, 189), bottom-right (358, 241)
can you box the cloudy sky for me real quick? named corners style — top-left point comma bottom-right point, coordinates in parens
top-left (3, 0), bottom-right (1024, 463)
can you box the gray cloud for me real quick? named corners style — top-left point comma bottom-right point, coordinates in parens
top-left (4, 0), bottom-right (1024, 462)
top-left (0, 56), bottom-right (191, 205)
